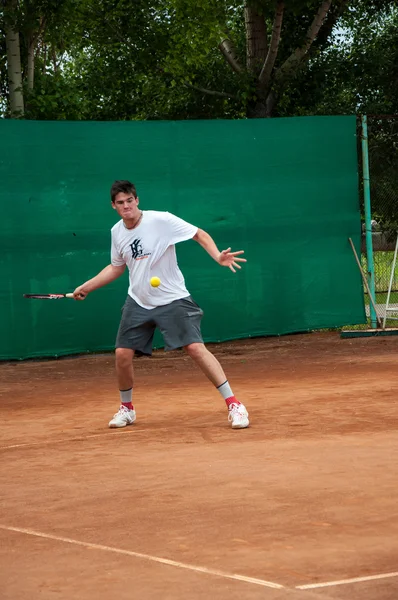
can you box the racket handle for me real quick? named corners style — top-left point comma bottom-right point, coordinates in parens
top-left (65, 293), bottom-right (74, 299)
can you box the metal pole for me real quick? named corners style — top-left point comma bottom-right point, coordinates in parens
top-left (382, 234), bottom-right (398, 329)
top-left (348, 238), bottom-right (382, 329)
top-left (361, 115), bottom-right (377, 328)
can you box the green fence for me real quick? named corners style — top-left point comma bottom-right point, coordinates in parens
top-left (1, 116), bottom-right (365, 360)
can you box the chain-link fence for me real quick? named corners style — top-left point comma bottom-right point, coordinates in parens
top-left (361, 115), bottom-right (398, 327)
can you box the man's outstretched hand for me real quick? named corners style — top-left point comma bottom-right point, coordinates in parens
top-left (217, 248), bottom-right (247, 273)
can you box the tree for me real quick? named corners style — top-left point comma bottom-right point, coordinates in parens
top-left (295, 5), bottom-right (398, 234)
top-left (62, 0), bottom-right (174, 120)
top-left (3, 0), bottom-right (24, 116)
top-left (1, 0), bottom-right (396, 121)
top-left (1, 0), bottom-right (83, 118)
top-left (282, 4), bottom-right (398, 117)
top-left (164, 0), bottom-right (355, 118)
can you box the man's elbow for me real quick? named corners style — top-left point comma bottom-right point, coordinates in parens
top-left (112, 264), bottom-right (126, 277)
top-left (193, 228), bottom-right (205, 242)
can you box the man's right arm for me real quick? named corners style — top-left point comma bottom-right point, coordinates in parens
top-left (73, 264), bottom-right (126, 300)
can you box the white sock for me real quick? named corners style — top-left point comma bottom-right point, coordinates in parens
top-left (217, 381), bottom-right (234, 401)
top-left (120, 388), bottom-right (133, 408)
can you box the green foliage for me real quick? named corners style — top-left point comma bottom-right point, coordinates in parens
top-left (1, 0), bottom-right (397, 121)
top-left (368, 118), bottom-right (398, 234)
top-left (24, 70), bottom-right (86, 119)
top-left (280, 5), bottom-right (398, 117)
top-left (1, 0), bottom-right (84, 118)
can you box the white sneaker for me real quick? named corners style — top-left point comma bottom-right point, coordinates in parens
top-left (108, 405), bottom-right (136, 428)
top-left (228, 403), bottom-right (249, 429)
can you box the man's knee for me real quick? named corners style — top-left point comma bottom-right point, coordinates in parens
top-left (183, 342), bottom-right (206, 360)
top-left (115, 347), bottom-right (134, 367)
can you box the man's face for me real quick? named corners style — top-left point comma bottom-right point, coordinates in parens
top-left (112, 192), bottom-right (139, 220)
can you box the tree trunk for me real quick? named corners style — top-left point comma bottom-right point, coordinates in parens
top-left (258, 1), bottom-right (284, 91)
top-left (42, 43), bottom-right (48, 74)
top-left (265, 90), bottom-right (278, 117)
top-left (246, 100), bottom-right (268, 118)
top-left (275, 0), bottom-right (332, 89)
top-left (5, 8), bottom-right (24, 117)
top-left (247, 89), bottom-right (278, 118)
top-left (219, 37), bottom-right (243, 73)
top-left (248, 0), bottom-right (332, 119)
top-left (244, 4), bottom-right (267, 74)
top-left (27, 37), bottom-right (35, 91)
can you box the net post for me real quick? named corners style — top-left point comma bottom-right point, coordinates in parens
top-left (361, 114), bottom-right (377, 328)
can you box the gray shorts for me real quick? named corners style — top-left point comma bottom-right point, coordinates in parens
top-left (116, 295), bottom-right (204, 355)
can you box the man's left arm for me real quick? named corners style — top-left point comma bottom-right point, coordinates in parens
top-left (193, 228), bottom-right (246, 273)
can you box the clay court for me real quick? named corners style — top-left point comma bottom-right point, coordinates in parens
top-left (1, 332), bottom-right (398, 599)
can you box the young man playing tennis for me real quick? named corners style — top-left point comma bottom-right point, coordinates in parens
top-left (73, 180), bottom-right (249, 429)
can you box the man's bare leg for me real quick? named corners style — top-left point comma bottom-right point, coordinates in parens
top-left (109, 347), bottom-right (136, 428)
top-left (183, 342), bottom-right (249, 428)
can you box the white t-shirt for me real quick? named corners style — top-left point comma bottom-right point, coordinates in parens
top-left (111, 210), bottom-right (198, 309)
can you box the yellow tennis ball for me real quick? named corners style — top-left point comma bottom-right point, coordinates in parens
top-left (150, 276), bottom-right (161, 287)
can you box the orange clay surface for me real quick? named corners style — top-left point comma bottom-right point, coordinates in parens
top-left (1, 332), bottom-right (398, 600)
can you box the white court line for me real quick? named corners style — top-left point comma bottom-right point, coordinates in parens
top-left (0, 424), bottom-right (214, 451)
top-left (0, 524), bottom-right (283, 590)
top-left (297, 571), bottom-right (398, 589)
top-left (0, 429), bottom-right (140, 450)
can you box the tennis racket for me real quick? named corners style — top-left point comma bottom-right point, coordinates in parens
top-left (23, 293), bottom-right (74, 300)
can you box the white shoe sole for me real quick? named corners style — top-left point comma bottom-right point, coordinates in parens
top-left (108, 414), bottom-right (136, 428)
top-left (231, 418), bottom-right (250, 429)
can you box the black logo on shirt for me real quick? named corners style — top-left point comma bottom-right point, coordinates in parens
top-left (129, 238), bottom-right (151, 261)
top-left (130, 239), bottom-right (143, 259)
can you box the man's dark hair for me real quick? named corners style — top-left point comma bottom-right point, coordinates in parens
top-left (110, 180), bottom-right (137, 203)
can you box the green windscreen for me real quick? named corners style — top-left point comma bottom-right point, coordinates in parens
top-left (0, 116), bottom-right (365, 360)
